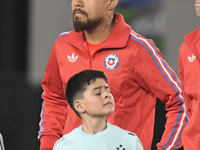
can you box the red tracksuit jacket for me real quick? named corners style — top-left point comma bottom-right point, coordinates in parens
top-left (179, 28), bottom-right (200, 150)
top-left (39, 14), bottom-right (188, 150)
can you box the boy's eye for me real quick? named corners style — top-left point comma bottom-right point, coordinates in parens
top-left (106, 87), bottom-right (110, 93)
top-left (96, 92), bottom-right (101, 95)
top-left (93, 89), bottom-right (100, 95)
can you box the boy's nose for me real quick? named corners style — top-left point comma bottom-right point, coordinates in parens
top-left (104, 92), bottom-right (112, 99)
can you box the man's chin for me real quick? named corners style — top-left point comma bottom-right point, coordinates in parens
top-left (73, 20), bottom-right (86, 32)
top-left (196, 12), bottom-right (200, 18)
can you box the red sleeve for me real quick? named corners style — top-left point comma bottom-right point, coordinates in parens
top-left (38, 42), bottom-right (68, 150)
top-left (178, 42), bottom-right (192, 117)
top-left (135, 39), bottom-right (188, 150)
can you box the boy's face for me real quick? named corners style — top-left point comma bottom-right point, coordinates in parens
top-left (81, 78), bottom-right (114, 118)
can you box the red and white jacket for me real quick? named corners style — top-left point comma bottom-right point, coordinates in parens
top-left (179, 28), bottom-right (200, 150)
top-left (39, 13), bottom-right (188, 150)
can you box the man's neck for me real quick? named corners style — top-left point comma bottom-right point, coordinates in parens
top-left (84, 16), bottom-right (116, 44)
top-left (81, 117), bottom-right (107, 134)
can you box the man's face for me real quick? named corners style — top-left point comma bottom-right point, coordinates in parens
top-left (195, 0), bottom-right (200, 18)
top-left (80, 78), bottom-right (114, 118)
top-left (71, 0), bottom-right (107, 32)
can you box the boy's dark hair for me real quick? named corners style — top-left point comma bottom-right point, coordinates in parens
top-left (65, 70), bottom-right (107, 117)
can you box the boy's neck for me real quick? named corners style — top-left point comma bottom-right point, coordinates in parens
top-left (81, 117), bottom-right (107, 134)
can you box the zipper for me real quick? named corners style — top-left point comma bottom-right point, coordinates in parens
top-left (78, 43), bottom-right (92, 69)
top-left (89, 46), bottom-right (106, 69)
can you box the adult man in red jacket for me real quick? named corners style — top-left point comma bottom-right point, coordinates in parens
top-left (38, 0), bottom-right (188, 149)
top-left (179, 0), bottom-right (200, 149)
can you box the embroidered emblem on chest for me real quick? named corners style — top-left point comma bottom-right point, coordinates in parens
top-left (68, 53), bottom-right (78, 62)
top-left (188, 53), bottom-right (196, 63)
top-left (104, 53), bottom-right (119, 70)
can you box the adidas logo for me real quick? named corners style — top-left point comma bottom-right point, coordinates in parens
top-left (68, 53), bottom-right (78, 62)
top-left (188, 53), bottom-right (196, 63)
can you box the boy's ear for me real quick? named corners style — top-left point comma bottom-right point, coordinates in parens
top-left (74, 100), bottom-right (85, 114)
top-left (107, 0), bottom-right (119, 10)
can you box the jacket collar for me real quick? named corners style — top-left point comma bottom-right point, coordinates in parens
top-left (184, 28), bottom-right (200, 61)
top-left (64, 13), bottom-right (131, 50)
top-left (184, 28), bottom-right (200, 45)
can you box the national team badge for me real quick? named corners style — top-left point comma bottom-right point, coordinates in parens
top-left (104, 53), bottom-right (119, 70)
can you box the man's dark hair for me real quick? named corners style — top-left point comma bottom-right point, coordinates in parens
top-left (65, 70), bottom-right (107, 117)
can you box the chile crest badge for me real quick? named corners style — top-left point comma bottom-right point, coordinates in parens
top-left (104, 53), bottom-right (119, 70)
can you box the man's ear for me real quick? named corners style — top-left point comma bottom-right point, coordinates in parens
top-left (107, 0), bottom-right (119, 10)
top-left (74, 100), bottom-right (85, 114)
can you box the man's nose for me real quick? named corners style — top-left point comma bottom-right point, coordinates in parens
top-left (73, 0), bottom-right (83, 7)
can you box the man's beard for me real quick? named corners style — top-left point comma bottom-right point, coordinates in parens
top-left (73, 9), bottom-right (103, 32)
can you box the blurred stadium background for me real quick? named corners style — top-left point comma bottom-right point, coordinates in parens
top-left (0, 0), bottom-right (198, 149)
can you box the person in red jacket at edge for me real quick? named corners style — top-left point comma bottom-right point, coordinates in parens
top-left (38, 0), bottom-right (188, 150)
top-left (179, 0), bottom-right (200, 150)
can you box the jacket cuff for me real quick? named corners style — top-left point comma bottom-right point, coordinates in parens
top-left (156, 143), bottom-right (164, 150)
top-left (157, 147), bottom-right (164, 150)
top-left (40, 136), bottom-right (59, 150)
